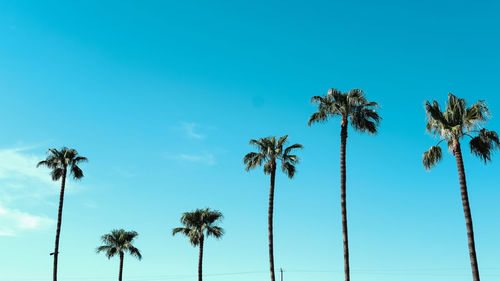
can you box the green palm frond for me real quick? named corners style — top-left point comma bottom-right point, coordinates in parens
top-left (308, 111), bottom-right (328, 126)
top-left (206, 226), bottom-right (224, 238)
top-left (127, 246), bottom-right (142, 260)
top-left (70, 165), bottom-right (84, 180)
top-left (50, 168), bottom-right (64, 181)
top-left (464, 100), bottom-right (489, 130)
top-left (470, 129), bottom-right (500, 163)
top-left (281, 162), bottom-right (296, 179)
top-left (283, 144), bottom-right (303, 156)
top-left (423, 145), bottom-right (443, 170)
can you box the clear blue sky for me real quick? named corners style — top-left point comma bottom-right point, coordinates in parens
top-left (0, 1), bottom-right (499, 280)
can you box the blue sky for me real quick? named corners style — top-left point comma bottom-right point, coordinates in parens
top-left (0, 0), bottom-right (499, 280)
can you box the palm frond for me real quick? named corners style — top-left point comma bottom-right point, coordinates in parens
top-left (283, 143), bottom-right (304, 156)
top-left (72, 156), bottom-right (88, 165)
top-left (263, 160), bottom-right (274, 175)
top-left (308, 111), bottom-right (328, 126)
top-left (423, 145), bottom-right (443, 170)
top-left (70, 165), bottom-right (84, 180)
top-left (277, 135), bottom-right (288, 149)
top-left (464, 100), bottom-right (489, 130)
top-left (281, 162), bottom-right (296, 179)
top-left (206, 226), bottom-right (224, 238)
top-left (470, 129), bottom-right (499, 163)
top-left (425, 100), bottom-right (448, 137)
top-left (127, 246), bottom-right (142, 260)
top-left (51, 168), bottom-right (64, 181)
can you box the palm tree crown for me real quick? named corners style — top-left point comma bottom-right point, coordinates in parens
top-left (97, 229), bottom-right (142, 260)
top-left (172, 208), bottom-right (224, 245)
top-left (37, 147), bottom-right (87, 180)
top-left (423, 93), bottom-right (499, 168)
top-left (308, 88), bottom-right (381, 133)
top-left (243, 135), bottom-right (303, 178)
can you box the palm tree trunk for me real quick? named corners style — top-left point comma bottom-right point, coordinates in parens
top-left (268, 164), bottom-right (277, 281)
top-left (119, 252), bottom-right (124, 281)
top-left (340, 119), bottom-right (350, 281)
top-left (453, 142), bottom-right (480, 281)
top-left (199, 235), bottom-right (204, 281)
top-left (53, 168), bottom-right (67, 281)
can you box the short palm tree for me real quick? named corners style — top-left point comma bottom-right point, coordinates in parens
top-left (172, 208), bottom-right (224, 281)
top-left (308, 89), bottom-right (380, 281)
top-left (423, 93), bottom-right (499, 281)
top-left (36, 147), bottom-right (87, 281)
top-left (243, 135), bottom-right (303, 281)
top-left (97, 229), bottom-right (142, 281)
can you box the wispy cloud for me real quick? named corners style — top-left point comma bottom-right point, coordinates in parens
top-left (180, 122), bottom-right (205, 140)
top-left (0, 205), bottom-right (54, 236)
top-left (168, 152), bottom-right (216, 166)
top-left (0, 147), bottom-right (82, 236)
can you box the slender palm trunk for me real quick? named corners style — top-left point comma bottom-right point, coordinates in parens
top-left (119, 252), bottom-right (124, 281)
top-left (53, 168), bottom-right (67, 281)
top-left (453, 142), bottom-right (480, 281)
top-left (199, 235), bottom-right (204, 281)
top-left (268, 163), bottom-right (277, 281)
top-left (340, 119), bottom-right (350, 281)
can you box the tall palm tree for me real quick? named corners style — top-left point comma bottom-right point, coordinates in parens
top-left (243, 135), bottom-right (303, 281)
top-left (308, 89), bottom-right (380, 281)
top-left (96, 229), bottom-right (142, 281)
top-left (423, 93), bottom-right (499, 281)
top-left (172, 208), bottom-right (224, 281)
top-left (36, 147), bottom-right (87, 281)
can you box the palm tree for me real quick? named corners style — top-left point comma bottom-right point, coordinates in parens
top-left (308, 88), bottom-right (380, 281)
top-left (96, 229), bottom-right (142, 281)
top-left (423, 93), bottom-right (499, 281)
top-left (172, 208), bottom-right (224, 281)
top-left (36, 147), bottom-right (87, 281)
top-left (243, 135), bottom-right (303, 281)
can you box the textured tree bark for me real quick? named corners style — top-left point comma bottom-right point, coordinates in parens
top-left (119, 252), bottom-right (124, 281)
top-left (199, 235), bottom-right (204, 281)
top-left (268, 163), bottom-right (277, 281)
top-left (53, 167), bottom-right (67, 281)
top-left (340, 119), bottom-right (350, 281)
top-left (453, 142), bottom-right (480, 281)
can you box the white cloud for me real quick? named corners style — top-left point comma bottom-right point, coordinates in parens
top-left (0, 147), bottom-right (53, 185)
top-left (180, 122), bottom-right (205, 139)
top-left (0, 205), bottom-right (54, 236)
top-left (168, 152), bottom-right (216, 166)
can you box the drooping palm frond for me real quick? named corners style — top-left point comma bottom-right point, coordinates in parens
top-left (425, 100), bottom-right (449, 138)
top-left (281, 162), bottom-right (296, 178)
top-left (350, 105), bottom-right (381, 134)
top-left (127, 246), bottom-right (142, 260)
top-left (470, 129), bottom-right (500, 163)
top-left (423, 145), bottom-right (443, 170)
top-left (206, 226), bottom-right (224, 239)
